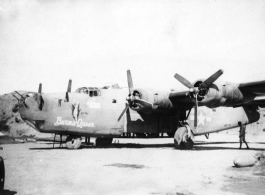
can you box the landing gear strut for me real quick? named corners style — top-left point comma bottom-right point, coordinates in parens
top-left (65, 135), bottom-right (82, 149)
top-left (174, 126), bottom-right (194, 150)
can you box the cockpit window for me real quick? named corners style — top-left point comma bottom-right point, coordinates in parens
top-left (75, 87), bottom-right (101, 97)
top-left (89, 91), bottom-right (93, 97)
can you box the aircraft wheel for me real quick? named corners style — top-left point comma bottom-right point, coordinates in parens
top-left (182, 131), bottom-right (194, 149)
top-left (95, 138), bottom-right (113, 146)
top-left (174, 127), bottom-right (194, 150)
top-left (65, 136), bottom-right (82, 149)
top-left (0, 157), bottom-right (5, 191)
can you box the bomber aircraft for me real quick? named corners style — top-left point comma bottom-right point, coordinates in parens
top-left (14, 70), bottom-right (265, 149)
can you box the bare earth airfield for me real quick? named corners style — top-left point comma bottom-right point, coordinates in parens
top-left (2, 131), bottom-right (265, 195)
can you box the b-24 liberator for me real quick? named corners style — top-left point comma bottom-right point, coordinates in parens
top-left (14, 70), bottom-right (265, 149)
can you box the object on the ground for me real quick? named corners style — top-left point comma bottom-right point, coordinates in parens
top-left (233, 155), bottom-right (257, 167)
top-left (14, 139), bottom-right (24, 143)
top-left (0, 133), bottom-right (5, 137)
top-left (26, 138), bottom-right (36, 142)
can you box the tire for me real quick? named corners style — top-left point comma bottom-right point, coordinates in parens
top-left (174, 127), bottom-right (194, 150)
top-left (95, 138), bottom-right (113, 146)
top-left (0, 157), bottom-right (5, 191)
top-left (65, 136), bottom-right (82, 149)
top-left (182, 132), bottom-right (194, 149)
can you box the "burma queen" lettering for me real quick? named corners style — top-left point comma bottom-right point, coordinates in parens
top-left (54, 117), bottom-right (95, 128)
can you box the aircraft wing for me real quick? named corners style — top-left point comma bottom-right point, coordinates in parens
top-left (238, 80), bottom-right (265, 107)
top-left (239, 80), bottom-right (265, 96)
top-left (168, 90), bottom-right (194, 104)
top-left (170, 80), bottom-right (265, 107)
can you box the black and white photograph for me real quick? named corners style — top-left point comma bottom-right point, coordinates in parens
top-left (0, 0), bottom-right (265, 194)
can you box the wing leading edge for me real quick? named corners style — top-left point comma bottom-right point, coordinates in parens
top-left (239, 80), bottom-right (265, 96)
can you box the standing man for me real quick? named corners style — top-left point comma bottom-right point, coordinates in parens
top-left (238, 122), bottom-right (250, 149)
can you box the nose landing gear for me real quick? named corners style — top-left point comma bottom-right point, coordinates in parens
top-left (65, 136), bottom-right (82, 149)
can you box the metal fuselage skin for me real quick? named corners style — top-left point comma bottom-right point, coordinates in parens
top-left (18, 88), bottom-right (260, 138)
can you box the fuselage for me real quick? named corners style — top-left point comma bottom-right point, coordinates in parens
top-left (18, 87), bottom-right (260, 138)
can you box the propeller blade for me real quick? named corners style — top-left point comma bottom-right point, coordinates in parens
top-left (134, 99), bottom-right (153, 109)
top-left (174, 73), bottom-right (194, 89)
top-left (38, 83), bottom-right (42, 93)
top-left (118, 104), bottom-right (129, 122)
top-left (194, 96), bottom-right (198, 128)
top-left (67, 79), bottom-right (72, 93)
top-left (200, 69), bottom-right (224, 89)
top-left (127, 70), bottom-right (134, 95)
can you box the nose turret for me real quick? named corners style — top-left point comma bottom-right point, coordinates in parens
top-left (13, 91), bottom-right (45, 131)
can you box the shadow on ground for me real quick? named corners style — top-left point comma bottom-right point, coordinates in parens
top-left (29, 141), bottom-right (265, 151)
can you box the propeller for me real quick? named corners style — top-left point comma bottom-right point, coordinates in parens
top-left (38, 83), bottom-right (42, 93)
top-left (65, 79), bottom-right (72, 102)
top-left (199, 69), bottom-right (223, 89)
top-left (37, 83), bottom-right (43, 110)
top-left (117, 104), bottom-right (129, 122)
top-left (118, 70), bottom-right (154, 121)
top-left (174, 73), bottom-right (194, 89)
top-left (174, 69), bottom-right (224, 129)
top-left (118, 71), bottom-right (133, 121)
top-left (67, 79), bottom-right (72, 93)
top-left (194, 93), bottom-right (198, 128)
top-left (127, 70), bottom-right (134, 95)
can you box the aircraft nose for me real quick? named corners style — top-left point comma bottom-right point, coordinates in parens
top-left (16, 93), bottom-right (45, 120)
top-left (25, 95), bottom-right (41, 110)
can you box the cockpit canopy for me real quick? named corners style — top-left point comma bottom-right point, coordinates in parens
top-left (75, 87), bottom-right (101, 97)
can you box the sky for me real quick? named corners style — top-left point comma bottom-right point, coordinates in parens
top-left (0, 0), bottom-right (265, 94)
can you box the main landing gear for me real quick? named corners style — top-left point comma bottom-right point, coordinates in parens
top-left (64, 136), bottom-right (113, 149)
top-left (174, 125), bottom-right (194, 150)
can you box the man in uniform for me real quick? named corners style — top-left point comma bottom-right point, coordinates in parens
top-left (238, 122), bottom-right (250, 149)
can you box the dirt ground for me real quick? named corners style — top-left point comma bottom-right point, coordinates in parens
top-left (1, 132), bottom-right (265, 195)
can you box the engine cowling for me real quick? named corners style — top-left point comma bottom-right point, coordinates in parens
top-left (196, 81), bottom-right (248, 108)
top-left (131, 88), bottom-right (175, 114)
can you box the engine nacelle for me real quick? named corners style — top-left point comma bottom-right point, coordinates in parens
top-left (195, 81), bottom-right (249, 108)
top-left (132, 88), bottom-right (174, 114)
